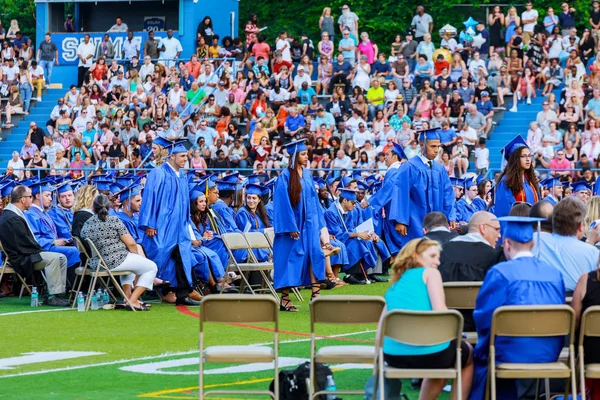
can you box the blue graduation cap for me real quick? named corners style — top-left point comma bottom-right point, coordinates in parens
top-left (540, 177), bottom-right (561, 190)
top-left (153, 136), bottom-right (172, 149)
top-left (110, 183), bottom-right (125, 196)
top-left (154, 137), bottom-right (188, 155)
top-left (501, 135), bottom-right (528, 162)
top-left (220, 173), bottom-right (240, 184)
top-left (91, 178), bottom-right (114, 192)
top-left (19, 176), bottom-right (40, 187)
top-left (247, 173), bottom-right (269, 184)
top-left (118, 184), bottom-right (143, 203)
top-left (283, 139), bottom-right (308, 155)
top-left (339, 189), bottom-right (358, 201)
top-left (365, 174), bottom-right (379, 186)
top-left (351, 170), bottom-right (363, 181)
top-left (245, 183), bottom-right (266, 196)
top-left (265, 178), bottom-right (277, 193)
top-left (340, 176), bottom-right (353, 189)
top-left (356, 181), bottom-right (369, 191)
top-left (70, 176), bottom-right (86, 191)
top-left (464, 179), bottom-right (477, 190)
top-left (0, 180), bottom-right (17, 197)
top-left (29, 180), bottom-right (53, 196)
top-left (450, 177), bottom-right (464, 187)
top-left (495, 216), bottom-right (546, 243)
top-left (369, 181), bottom-right (383, 194)
top-left (116, 173), bottom-right (145, 187)
top-left (476, 174), bottom-right (485, 185)
top-left (314, 177), bottom-right (326, 189)
top-left (196, 176), bottom-right (216, 194)
top-left (326, 176), bottom-right (338, 187)
top-left (391, 142), bottom-right (407, 160)
top-left (215, 180), bottom-right (237, 192)
top-left (56, 183), bottom-right (74, 195)
top-left (572, 181), bottom-right (591, 193)
top-left (418, 128), bottom-right (441, 143)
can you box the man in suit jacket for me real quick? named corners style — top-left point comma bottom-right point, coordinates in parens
top-left (422, 212), bottom-right (458, 245)
top-left (0, 185), bottom-right (68, 306)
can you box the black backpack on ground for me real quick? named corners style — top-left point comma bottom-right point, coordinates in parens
top-left (269, 361), bottom-right (337, 400)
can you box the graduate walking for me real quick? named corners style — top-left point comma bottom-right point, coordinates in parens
top-left (389, 128), bottom-right (456, 246)
top-left (273, 139), bottom-right (327, 311)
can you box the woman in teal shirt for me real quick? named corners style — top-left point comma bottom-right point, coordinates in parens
top-left (384, 238), bottom-right (474, 399)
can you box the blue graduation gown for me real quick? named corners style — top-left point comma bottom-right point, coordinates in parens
top-left (318, 202), bottom-right (349, 269)
top-left (367, 164), bottom-right (404, 255)
top-left (470, 256), bottom-right (566, 400)
top-left (138, 163), bottom-right (193, 287)
top-left (494, 175), bottom-right (538, 218)
top-left (47, 206), bottom-right (73, 240)
top-left (352, 206), bottom-right (391, 262)
top-left (265, 202), bottom-right (274, 226)
top-left (191, 225), bottom-right (225, 282)
top-left (389, 157), bottom-right (456, 246)
top-left (273, 168), bottom-right (326, 289)
top-left (542, 195), bottom-right (558, 205)
top-left (116, 211), bottom-right (143, 244)
top-left (324, 202), bottom-right (377, 270)
top-left (196, 218), bottom-right (234, 269)
top-left (455, 198), bottom-right (479, 223)
top-left (206, 206), bottom-right (248, 263)
top-left (472, 197), bottom-right (488, 212)
top-left (25, 205), bottom-right (80, 267)
top-left (234, 206), bottom-right (270, 262)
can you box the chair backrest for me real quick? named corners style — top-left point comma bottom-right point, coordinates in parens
top-left (200, 295), bottom-right (278, 326)
top-left (444, 282), bottom-right (482, 310)
top-left (74, 236), bottom-right (91, 259)
top-left (579, 306), bottom-right (600, 346)
top-left (221, 232), bottom-right (251, 251)
top-left (84, 238), bottom-right (109, 270)
top-left (311, 296), bottom-right (386, 329)
top-left (491, 305), bottom-right (575, 343)
top-left (244, 232), bottom-right (271, 250)
top-left (264, 229), bottom-right (275, 248)
top-left (380, 310), bottom-right (463, 347)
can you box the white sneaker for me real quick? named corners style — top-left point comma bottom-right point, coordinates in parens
top-left (36, 97), bottom-right (42, 102)
top-left (510, 106), bottom-right (518, 112)
top-left (526, 98), bottom-right (531, 105)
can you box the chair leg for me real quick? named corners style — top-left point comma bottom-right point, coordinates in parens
top-left (85, 272), bottom-right (100, 311)
top-left (545, 378), bottom-right (551, 399)
top-left (292, 287), bottom-right (304, 302)
top-left (107, 271), bottom-right (135, 311)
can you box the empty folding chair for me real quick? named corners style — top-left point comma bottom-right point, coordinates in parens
top-left (579, 305), bottom-right (600, 400)
top-left (444, 281), bottom-right (482, 344)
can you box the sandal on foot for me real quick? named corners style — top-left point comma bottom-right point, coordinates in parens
top-left (311, 282), bottom-right (321, 301)
top-left (279, 293), bottom-right (298, 312)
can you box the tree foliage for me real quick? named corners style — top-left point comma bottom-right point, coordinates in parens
top-left (0, 0), bottom-right (37, 43)
top-left (239, 0), bottom-right (597, 53)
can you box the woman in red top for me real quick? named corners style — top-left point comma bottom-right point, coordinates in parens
top-left (89, 57), bottom-right (108, 84)
top-left (253, 136), bottom-right (272, 170)
top-left (250, 92), bottom-right (268, 121)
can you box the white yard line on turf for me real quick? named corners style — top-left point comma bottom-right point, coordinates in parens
top-left (0, 308), bottom-right (75, 317)
top-left (0, 330), bottom-right (375, 379)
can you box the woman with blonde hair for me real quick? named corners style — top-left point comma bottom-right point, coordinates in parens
top-left (384, 238), bottom-right (473, 399)
top-left (585, 197), bottom-right (600, 238)
top-left (6, 19), bottom-right (20, 41)
top-left (319, 7), bottom-right (335, 42)
top-left (71, 184), bottom-right (99, 238)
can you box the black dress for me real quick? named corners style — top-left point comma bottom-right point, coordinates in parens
top-left (580, 273), bottom-right (600, 364)
top-left (489, 17), bottom-right (503, 48)
top-left (71, 210), bottom-right (93, 238)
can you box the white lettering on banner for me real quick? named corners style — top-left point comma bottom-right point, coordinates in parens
top-left (0, 351), bottom-right (105, 370)
top-left (60, 36), bottom-right (142, 64)
top-left (119, 357), bottom-right (372, 375)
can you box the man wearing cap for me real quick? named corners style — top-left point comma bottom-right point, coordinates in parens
top-left (0, 185), bottom-right (69, 306)
top-left (456, 179), bottom-right (485, 224)
top-left (541, 177), bottom-right (563, 205)
top-left (25, 182), bottom-right (80, 270)
top-left (389, 128), bottom-right (456, 244)
top-left (48, 183), bottom-right (75, 242)
top-left (475, 91), bottom-right (494, 136)
top-left (293, 65), bottom-right (311, 90)
top-left (572, 181), bottom-right (592, 204)
top-left (139, 139), bottom-right (199, 306)
top-left (338, 29), bottom-right (356, 64)
top-left (116, 185), bottom-right (144, 244)
top-left (470, 215), bottom-right (565, 399)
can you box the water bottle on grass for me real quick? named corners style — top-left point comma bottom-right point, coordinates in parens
top-left (77, 292), bottom-right (85, 312)
top-left (30, 287), bottom-right (39, 307)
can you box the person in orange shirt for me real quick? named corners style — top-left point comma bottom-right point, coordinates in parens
top-left (184, 54), bottom-right (202, 79)
top-left (251, 122), bottom-right (269, 147)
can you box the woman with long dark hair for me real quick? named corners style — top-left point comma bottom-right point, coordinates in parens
top-left (273, 139), bottom-right (329, 311)
top-left (473, 178), bottom-right (493, 210)
top-left (495, 136), bottom-right (539, 217)
top-left (235, 184), bottom-right (272, 262)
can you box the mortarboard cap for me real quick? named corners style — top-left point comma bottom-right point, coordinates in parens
top-left (370, 181), bottom-right (383, 194)
top-left (154, 137), bottom-right (188, 155)
top-left (339, 189), bottom-right (358, 201)
top-left (283, 139), bottom-right (308, 156)
top-left (247, 173), bottom-right (269, 184)
top-left (216, 180), bottom-right (237, 192)
top-left (450, 177), bottom-right (464, 187)
top-left (153, 136), bottom-right (172, 149)
top-left (220, 173), bottom-right (240, 184)
top-left (29, 180), bottom-right (53, 196)
top-left (351, 170), bottom-right (363, 181)
top-left (572, 181), bottom-right (591, 193)
top-left (245, 183), bottom-right (266, 196)
top-left (391, 142), bottom-right (407, 160)
top-left (56, 183), bottom-right (74, 195)
top-left (340, 176), bottom-right (353, 188)
top-left (365, 174), bottom-right (379, 186)
top-left (464, 178), bottom-right (477, 190)
top-left (265, 178), bottom-right (277, 193)
top-left (501, 135), bottom-right (528, 162)
top-left (356, 181), bottom-right (369, 191)
top-left (196, 176), bottom-right (216, 194)
top-left (418, 128), bottom-right (441, 143)
top-left (189, 180), bottom-right (206, 202)
top-left (326, 176), bottom-right (338, 187)
top-left (118, 184), bottom-right (143, 203)
top-left (314, 177), bottom-right (326, 189)
top-left (495, 216), bottom-right (546, 243)
top-left (540, 177), bottom-right (561, 189)
top-left (0, 181), bottom-right (17, 197)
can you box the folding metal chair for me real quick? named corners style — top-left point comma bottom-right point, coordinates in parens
top-left (374, 310), bottom-right (464, 400)
top-left (578, 305), bottom-right (600, 400)
top-left (83, 238), bottom-right (136, 312)
top-left (199, 295), bottom-right (279, 399)
top-left (243, 231), bottom-right (278, 298)
top-left (487, 305), bottom-right (577, 400)
top-left (443, 281), bottom-right (482, 344)
top-left (310, 295), bottom-right (386, 398)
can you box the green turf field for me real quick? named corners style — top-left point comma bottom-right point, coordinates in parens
top-left (0, 283), bottom-right (450, 399)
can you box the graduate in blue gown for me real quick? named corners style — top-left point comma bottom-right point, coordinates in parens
top-left (47, 183), bottom-right (74, 240)
top-left (361, 142), bottom-right (407, 256)
top-left (389, 128), bottom-right (456, 246)
top-left (455, 178), bottom-right (482, 224)
top-left (572, 180), bottom-right (592, 205)
top-left (264, 178), bottom-right (276, 226)
top-left (324, 189), bottom-right (378, 275)
top-left (138, 140), bottom-right (197, 305)
top-left (472, 178), bottom-right (492, 212)
top-left (470, 216), bottom-right (566, 400)
top-left (25, 182), bottom-right (80, 268)
top-left (314, 178), bottom-right (349, 274)
top-left (234, 183), bottom-right (272, 262)
top-left (115, 185), bottom-right (144, 244)
top-left (273, 139), bottom-right (326, 311)
top-left (494, 135), bottom-right (540, 217)
top-left (540, 177), bottom-right (563, 205)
